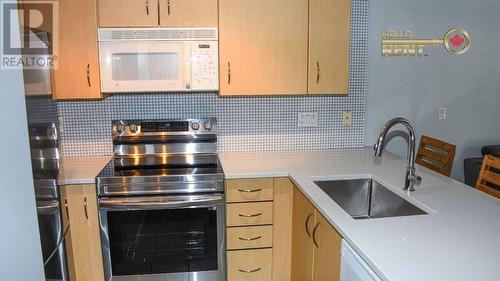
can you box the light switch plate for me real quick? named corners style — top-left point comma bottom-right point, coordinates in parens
top-left (438, 107), bottom-right (447, 120)
top-left (342, 111), bottom-right (352, 127)
top-left (298, 112), bottom-right (318, 127)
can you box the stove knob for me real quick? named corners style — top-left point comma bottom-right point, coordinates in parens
top-left (115, 122), bottom-right (125, 134)
top-left (129, 123), bottom-right (138, 133)
top-left (203, 121), bottom-right (213, 131)
top-left (191, 122), bottom-right (200, 131)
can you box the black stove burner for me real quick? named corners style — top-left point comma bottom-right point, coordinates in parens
top-left (97, 159), bottom-right (223, 179)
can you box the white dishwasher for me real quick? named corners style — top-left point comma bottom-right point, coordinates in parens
top-left (341, 240), bottom-right (382, 281)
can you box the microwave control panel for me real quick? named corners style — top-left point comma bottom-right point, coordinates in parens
top-left (191, 41), bottom-right (219, 91)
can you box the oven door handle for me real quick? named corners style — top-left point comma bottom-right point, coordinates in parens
top-left (99, 194), bottom-right (224, 211)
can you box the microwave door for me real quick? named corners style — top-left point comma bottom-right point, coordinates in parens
top-left (99, 41), bottom-right (189, 93)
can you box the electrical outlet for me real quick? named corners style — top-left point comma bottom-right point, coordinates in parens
top-left (298, 112), bottom-right (318, 127)
top-left (438, 107), bottom-right (447, 120)
top-left (342, 111), bottom-right (352, 127)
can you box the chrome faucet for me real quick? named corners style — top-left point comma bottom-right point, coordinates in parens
top-left (373, 117), bottom-right (422, 191)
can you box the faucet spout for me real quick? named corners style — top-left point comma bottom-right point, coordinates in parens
top-left (373, 117), bottom-right (421, 191)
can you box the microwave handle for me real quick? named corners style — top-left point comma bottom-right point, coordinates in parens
top-left (99, 194), bottom-right (223, 211)
top-left (184, 42), bottom-right (191, 90)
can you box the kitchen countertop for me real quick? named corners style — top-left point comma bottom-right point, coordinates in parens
top-left (219, 148), bottom-right (500, 281)
top-left (57, 148), bottom-right (500, 281)
top-left (58, 155), bottom-right (111, 185)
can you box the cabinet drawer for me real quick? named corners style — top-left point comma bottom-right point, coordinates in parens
top-left (227, 248), bottom-right (272, 281)
top-left (226, 178), bottom-right (274, 203)
top-left (227, 202), bottom-right (273, 226)
top-left (227, 225), bottom-right (273, 250)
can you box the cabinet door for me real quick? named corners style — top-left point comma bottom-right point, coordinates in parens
top-left (312, 212), bottom-right (342, 281)
top-left (272, 178), bottom-right (294, 281)
top-left (53, 0), bottom-right (101, 99)
top-left (291, 187), bottom-right (316, 281)
top-left (219, 0), bottom-right (308, 95)
top-left (159, 0), bottom-right (218, 27)
top-left (60, 188), bottom-right (76, 281)
top-left (98, 0), bottom-right (159, 27)
top-left (308, 0), bottom-right (350, 94)
top-left (64, 185), bottom-right (104, 281)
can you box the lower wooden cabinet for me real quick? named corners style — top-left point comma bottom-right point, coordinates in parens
top-left (227, 248), bottom-right (273, 281)
top-left (291, 187), bottom-right (342, 281)
top-left (61, 184), bottom-right (104, 281)
top-left (225, 178), bottom-right (294, 281)
top-left (291, 187), bottom-right (316, 281)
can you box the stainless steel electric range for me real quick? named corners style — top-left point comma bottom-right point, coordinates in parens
top-left (30, 122), bottom-right (69, 281)
top-left (96, 118), bottom-right (225, 281)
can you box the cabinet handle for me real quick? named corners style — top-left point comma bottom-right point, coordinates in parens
top-left (86, 64), bottom-right (91, 87)
top-left (167, 0), bottom-right (171, 15)
top-left (316, 61), bottom-right (320, 84)
top-left (238, 188), bottom-right (262, 193)
top-left (238, 236), bottom-right (262, 241)
top-left (227, 61), bottom-right (231, 85)
top-left (84, 196), bottom-right (88, 221)
top-left (238, 213), bottom-right (262, 218)
top-left (239, 268), bottom-right (262, 273)
top-left (64, 198), bottom-right (69, 221)
top-left (145, 0), bottom-right (149, 15)
top-left (305, 213), bottom-right (313, 237)
top-left (312, 222), bottom-right (320, 248)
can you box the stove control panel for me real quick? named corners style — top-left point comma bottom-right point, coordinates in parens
top-left (113, 118), bottom-right (217, 137)
top-left (141, 121), bottom-right (189, 132)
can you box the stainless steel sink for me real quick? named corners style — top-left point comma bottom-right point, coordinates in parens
top-left (314, 179), bottom-right (427, 219)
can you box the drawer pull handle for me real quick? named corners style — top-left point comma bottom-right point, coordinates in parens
top-left (84, 196), bottom-right (88, 221)
top-left (238, 235), bottom-right (262, 241)
top-left (312, 222), bottom-right (320, 248)
top-left (86, 64), bottom-right (91, 87)
top-left (305, 213), bottom-right (313, 237)
top-left (316, 61), bottom-right (321, 84)
top-left (239, 267), bottom-right (262, 273)
top-left (238, 213), bottom-right (262, 218)
top-left (238, 188), bottom-right (262, 193)
top-left (64, 198), bottom-right (69, 221)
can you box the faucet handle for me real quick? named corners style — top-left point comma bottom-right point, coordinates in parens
top-left (414, 175), bottom-right (422, 185)
top-left (407, 173), bottom-right (422, 186)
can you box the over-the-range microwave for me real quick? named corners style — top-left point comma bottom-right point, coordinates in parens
top-left (98, 28), bottom-right (218, 93)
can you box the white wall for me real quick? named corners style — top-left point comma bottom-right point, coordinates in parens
top-left (366, 0), bottom-right (500, 181)
top-left (0, 2), bottom-right (45, 279)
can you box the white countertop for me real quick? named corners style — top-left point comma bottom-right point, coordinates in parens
top-left (219, 148), bottom-right (500, 281)
top-left (58, 155), bottom-right (111, 185)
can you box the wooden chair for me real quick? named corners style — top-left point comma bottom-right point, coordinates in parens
top-left (476, 155), bottom-right (500, 199)
top-left (416, 135), bottom-right (456, 177)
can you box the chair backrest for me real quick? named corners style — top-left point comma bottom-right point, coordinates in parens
top-left (476, 155), bottom-right (500, 199)
top-left (416, 135), bottom-right (456, 177)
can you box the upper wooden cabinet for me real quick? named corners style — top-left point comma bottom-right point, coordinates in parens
top-left (98, 0), bottom-right (218, 27)
top-left (291, 187), bottom-right (342, 281)
top-left (219, 0), bottom-right (309, 95)
top-left (159, 0), bottom-right (218, 27)
top-left (98, 0), bottom-right (159, 27)
top-left (308, 0), bottom-right (351, 94)
top-left (53, 0), bottom-right (101, 100)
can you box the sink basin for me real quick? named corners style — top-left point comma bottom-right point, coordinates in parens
top-left (314, 178), bottom-right (427, 219)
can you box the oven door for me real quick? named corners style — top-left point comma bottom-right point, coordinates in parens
top-left (99, 194), bottom-right (225, 281)
top-left (99, 41), bottom-right (191, 93)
